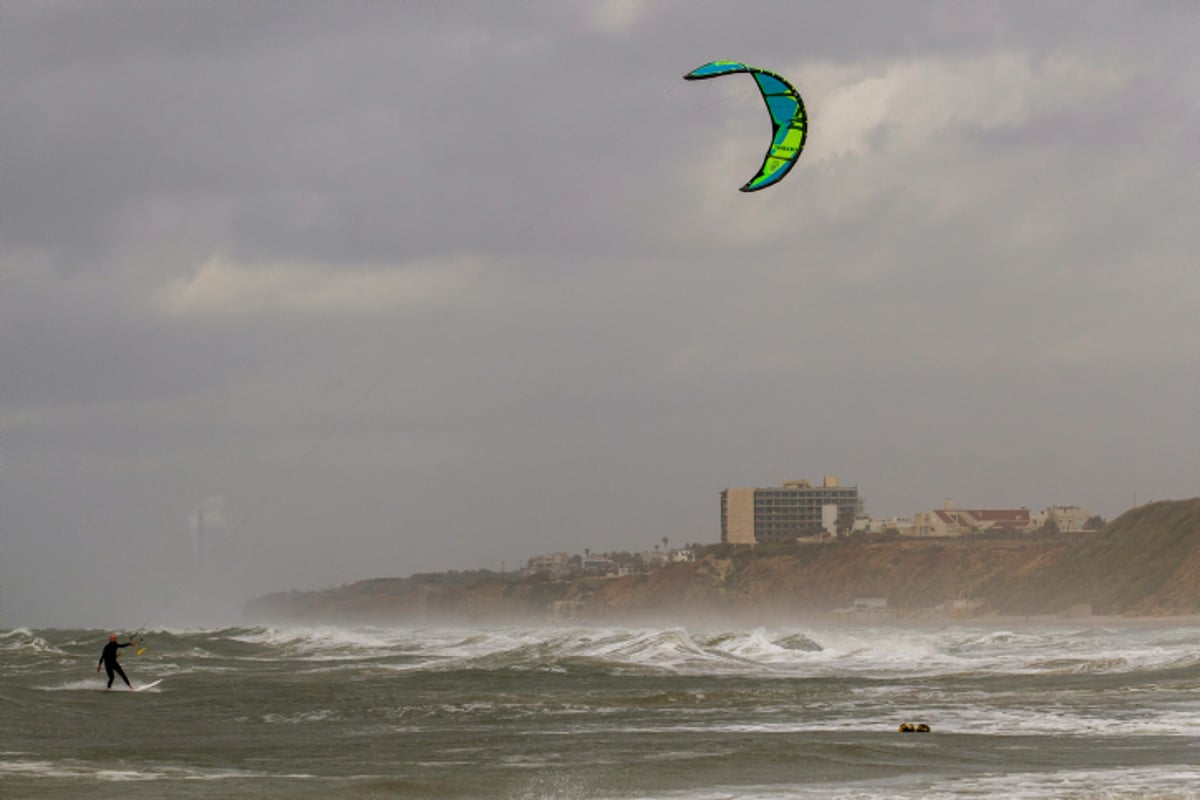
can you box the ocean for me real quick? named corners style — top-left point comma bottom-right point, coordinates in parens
top-left (2, 623), bottom-right (1198, 799)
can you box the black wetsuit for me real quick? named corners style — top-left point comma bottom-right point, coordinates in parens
top-left (98, 641), bottom-right (133, 688)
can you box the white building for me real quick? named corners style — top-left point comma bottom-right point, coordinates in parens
top-left (1030, 505), bottom-right (1094, 532)
top-left (525, 552), bottom-right (572, 579)
top-left (912, 500), bottom-right (1034, 537)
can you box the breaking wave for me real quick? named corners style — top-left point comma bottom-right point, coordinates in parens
top-left (6, 623), bottom-right (1199, 682)
top-left (100, 623), bottom-right (1200, 679)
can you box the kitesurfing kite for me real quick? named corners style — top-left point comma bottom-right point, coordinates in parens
top-left (684, 61), bottom-right (807, 192)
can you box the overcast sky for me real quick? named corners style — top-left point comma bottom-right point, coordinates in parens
top-left (2, 1), bottom-right (1198, 627)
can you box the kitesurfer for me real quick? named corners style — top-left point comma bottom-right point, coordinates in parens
top-left (96, 633), bottom-right (135, 690)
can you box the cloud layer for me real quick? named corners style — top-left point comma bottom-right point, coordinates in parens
top-left (2, 1), bottom-right (1198, 625)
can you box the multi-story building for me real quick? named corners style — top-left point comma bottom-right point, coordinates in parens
top-left (721, 476), bottom-right (863, 544)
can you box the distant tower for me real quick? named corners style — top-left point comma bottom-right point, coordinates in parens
top-left (194, 506), bottom-right (206, 562)
top-left (189, 496), bottom-right (226, 565)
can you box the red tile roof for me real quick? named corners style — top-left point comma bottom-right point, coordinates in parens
top-left (934, 509), bottom-right (1031, 526)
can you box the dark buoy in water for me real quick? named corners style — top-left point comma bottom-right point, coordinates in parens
top-left (898, 723), bottom-right (931, 733)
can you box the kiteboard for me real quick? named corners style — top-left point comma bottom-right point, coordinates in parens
top-left (98, 679), bottom-right (162, 692)
top-left (94, 681), bottom-right (162, 695)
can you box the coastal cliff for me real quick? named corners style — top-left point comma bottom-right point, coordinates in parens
top-left (244, 498), bottom-right (1200, 623)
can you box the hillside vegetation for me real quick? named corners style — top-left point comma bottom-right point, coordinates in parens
top-left (244, 498), bottom-right (1200, 623)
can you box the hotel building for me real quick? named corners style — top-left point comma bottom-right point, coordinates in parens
top-left (721, 477), bottom-right (863, 544)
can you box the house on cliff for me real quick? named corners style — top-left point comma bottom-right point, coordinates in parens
top-left (524, 552), bottom-right (574, 580)
top-left (1030, 505), bottom-right (1095, 532)
top-left (912, 500), bottom-right (1033, 536)
top-left (911, 500), bottom-right (1097, 537)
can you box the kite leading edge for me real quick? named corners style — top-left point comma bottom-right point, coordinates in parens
top-left (684, 60), bottom-right (807, 192)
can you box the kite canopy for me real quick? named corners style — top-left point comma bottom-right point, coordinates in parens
top-left (684, 60), bottom-right (807, 192)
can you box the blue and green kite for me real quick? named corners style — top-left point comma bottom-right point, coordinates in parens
top-left (684, 61), bottom-right (808, 192)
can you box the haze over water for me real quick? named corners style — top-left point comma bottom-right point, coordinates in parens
top-left (4, 622), bottom-right (1199, 798)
